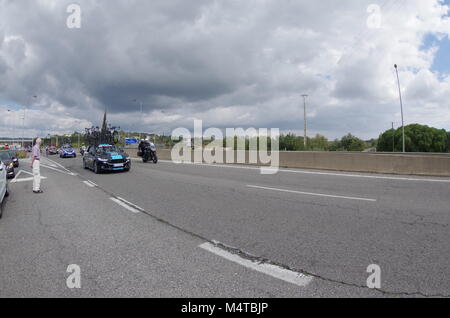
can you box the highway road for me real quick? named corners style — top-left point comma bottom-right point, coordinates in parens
top-left (0, 155), bottom-right (449, 297)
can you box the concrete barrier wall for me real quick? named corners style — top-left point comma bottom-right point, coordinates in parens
top-left (125, 148), bottom-right (450, 177)
top-left (278, 152), bottom-right (450, 176)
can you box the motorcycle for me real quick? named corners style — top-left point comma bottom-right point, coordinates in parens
top-left (140, 143), bottom-right (158, 164)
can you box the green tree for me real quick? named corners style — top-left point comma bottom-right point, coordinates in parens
top-left (365, 138), bottom-right (378, 149)
top-left (447, 131), bottom-right (450, 152)
top-left (307, 134), bottom-right (329, 151)
top-left (328, 139), bottom-right (340, 151)
top-left (279, 133), bottom-right (304, 151)
top-left (336, 134), bottom-right (366, 151)
top-left (377, 128), bottom-right (396, 152)
top-left (377, 124), bottom-right (447, 152)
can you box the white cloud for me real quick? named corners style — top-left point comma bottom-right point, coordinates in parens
top-left (0, 105), bottom-right (92, 138)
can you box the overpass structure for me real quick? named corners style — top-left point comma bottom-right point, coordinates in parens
top-left (0, 138), bottom-right (33, 148)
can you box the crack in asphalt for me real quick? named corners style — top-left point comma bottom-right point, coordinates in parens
top-left (401, 212), bottom-right (449, 228)
top-left (401, 219), bottom-right (448, 228)
top-left (209, 241), bottom-right (449, 298)
top-left (53, 160), bottom-right (450, 298)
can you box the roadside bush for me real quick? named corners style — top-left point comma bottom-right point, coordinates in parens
top-left (16, 150), bottom-right (28, 159)
top-left (329, 134), bottom-right (366, 152)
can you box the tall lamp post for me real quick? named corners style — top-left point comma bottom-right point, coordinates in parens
top-left (301, 94), bottom-right (308, 148)
top-left (132, 99), bottom-right (144, 140)
top-left (12, 110), bottom-right (16, 146)
top-left (22, 95), bottom-right (38, 149)
top-left (7, 109), bottom-right (15, 146)
top-left (21, 109), bottom-right (25, 149)
top-left (392, 122), bottom-right (395, 153)
top-left (394, 65), bottom-right (405, 153)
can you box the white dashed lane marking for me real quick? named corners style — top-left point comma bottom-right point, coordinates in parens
top-left (199, 242), bottom-right (313, 287)
top-left (83, 180), bottom-right (98, 188)
top-left (110, 197), bottom-right (143, 214)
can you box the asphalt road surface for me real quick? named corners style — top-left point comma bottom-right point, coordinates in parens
top-left (0, 155), bottom-right (449, 297)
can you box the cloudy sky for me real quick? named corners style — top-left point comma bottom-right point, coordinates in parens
top-left (0, 0), bottom-right (449, 140)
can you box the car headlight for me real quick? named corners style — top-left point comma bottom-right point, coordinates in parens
top-left (98, 158), bottom-right (108, 162)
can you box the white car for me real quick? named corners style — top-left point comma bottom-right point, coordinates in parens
top-left (0, 160), bottom-right (10, 218)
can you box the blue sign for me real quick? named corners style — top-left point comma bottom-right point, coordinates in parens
top-left (125, 138), bottom-right (138, 144)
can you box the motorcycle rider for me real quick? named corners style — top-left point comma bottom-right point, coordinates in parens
top-left (138, 137), bottom-right (151, 156)
top-left (138, 136), bottom-right (158, 163)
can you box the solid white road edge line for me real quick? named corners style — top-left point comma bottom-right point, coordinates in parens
top-left (149, 159), bottom-right (450, 183)
top-left (39, 163), bottom-right (76, 175)
top-left (110, 197), bottom-right (141, 214)
top-left (199, 242), bottom-right (313, 287)
top-left (10, 170), bottom-right (30, 181)
top-left (42, 157), bottom-right (74, 173)
top-left (15, 161), bottom-right (75, 176)
top-left (247, 185), bottom-right (377, 202)
top-left (11, 176), bottom-right (47, 183)
top-left (10, 170), bottom-right (47, 183)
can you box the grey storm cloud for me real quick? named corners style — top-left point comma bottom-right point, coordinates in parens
top-left (0, 0), bottom-right (449, 139)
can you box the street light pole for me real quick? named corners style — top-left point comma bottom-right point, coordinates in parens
top-left (301, 94), bottom-right (308, 148)
top-left (21, 108), bottom-right (25, 149)
top-left (13, 111), bottom-right (16, 146)
top-left (394, 65), bottom-right (405, 153)
top-left (7, 109), bottom-right (13, 146)
top-left (22, 95), bottom-right (38, 149)
top-left (133, 99), bottom-right (144, 140)
top-left (392, 122), bottom-right (395, 153)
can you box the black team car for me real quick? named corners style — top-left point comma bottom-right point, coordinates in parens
top-left (83, 144), bottom-right (131, 174)
top-left (7, 150), bottom-right (19, 168)
top-left (0, 151), bottom-right (15, 179)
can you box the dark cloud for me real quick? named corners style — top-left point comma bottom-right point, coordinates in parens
top-left (0, 0), bottom-right (449, 139)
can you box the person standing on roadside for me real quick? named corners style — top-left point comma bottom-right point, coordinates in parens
top-left (30, 138), bottom-right (43, 194)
